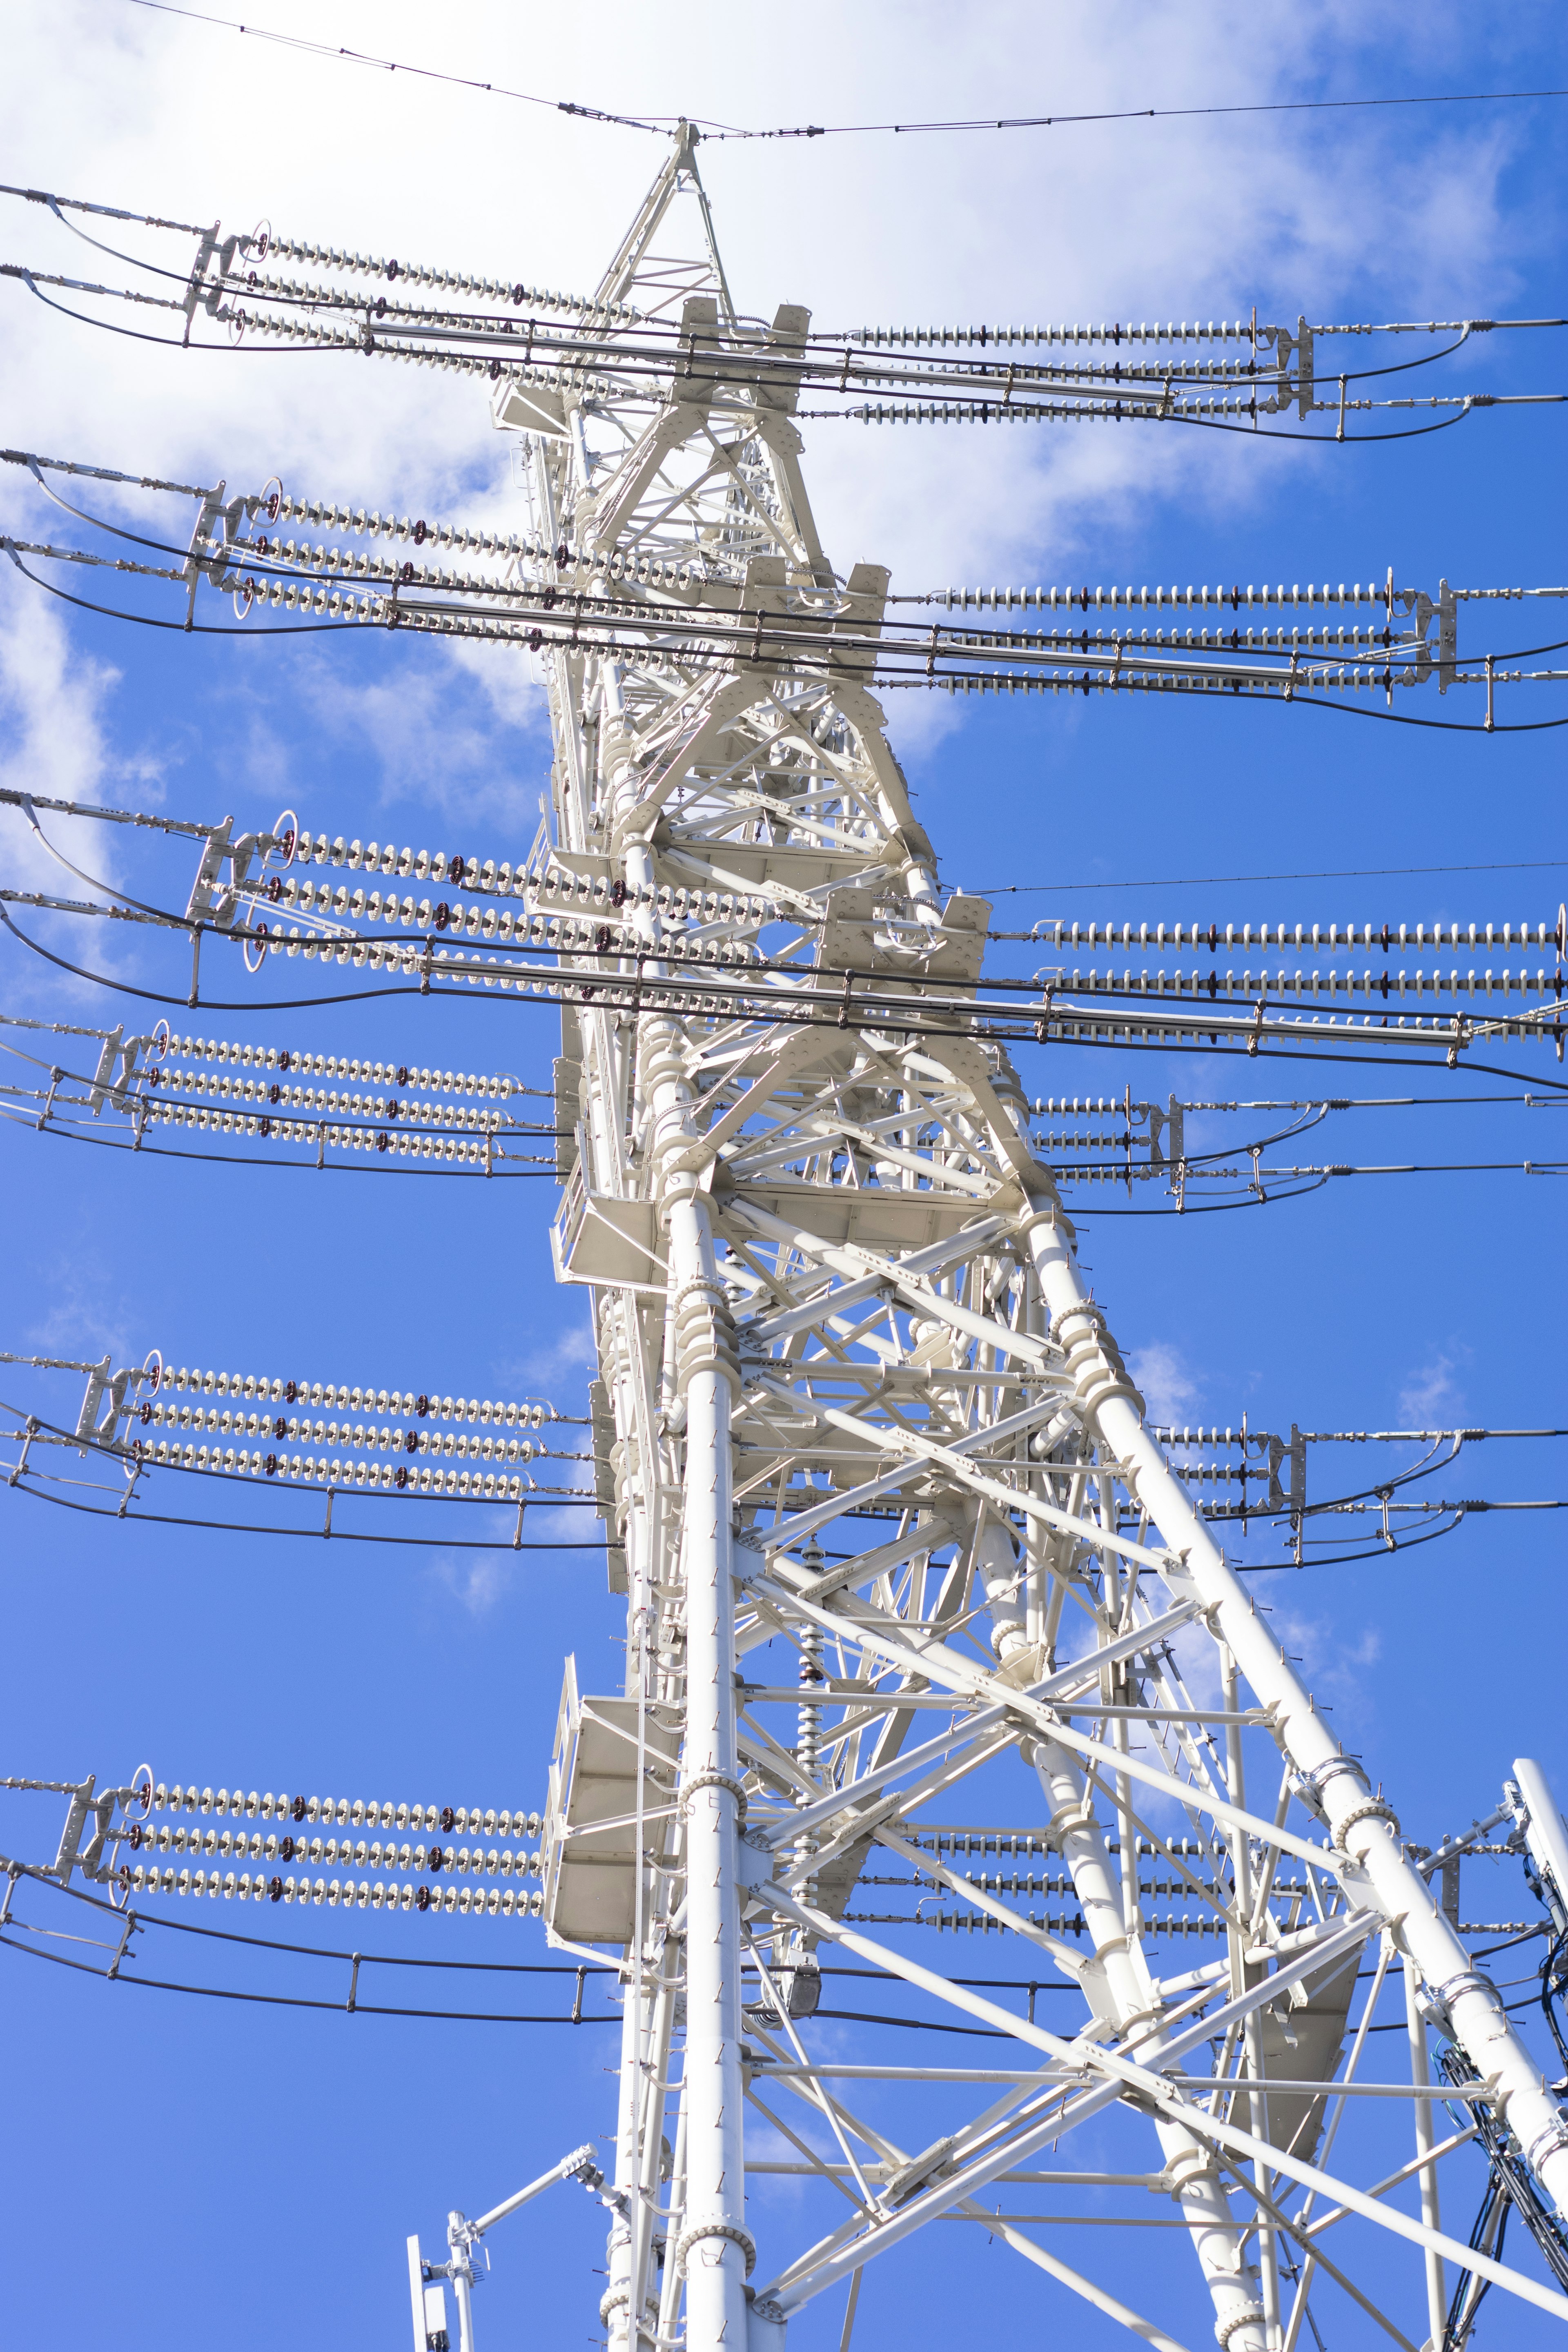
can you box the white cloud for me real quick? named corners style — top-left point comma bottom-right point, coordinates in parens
top-left (1128, 1340), bottom-right (1200, 1425)
top-left (0, 2), bottom-right (1537, 684)
top-left (433, 1552), bottom-right (512, 1617)
top-left (1398, 1348), bottom-right (1467, 1423)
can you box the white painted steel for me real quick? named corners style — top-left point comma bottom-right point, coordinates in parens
top-left (489, 124), bottom-right (1568, 2352)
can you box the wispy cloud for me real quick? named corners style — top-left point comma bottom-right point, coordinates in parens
top-left (432, 1552), bottom-right (512, 1617)
top-left (1398, 1348), bottom-right (1467, 1424)
top-left (1129, 1341), bottom-right (1200, 1425)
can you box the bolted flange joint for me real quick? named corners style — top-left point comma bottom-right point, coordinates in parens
top-left (675, 2219), bottom-right (757, 2277)
top-left (1331, 1797), bottom-right (1402, 1852)
top-left (1214, 2302), bottom-right (1267, 2348)
top-left (682, 1767), bottom-right (748, 1821)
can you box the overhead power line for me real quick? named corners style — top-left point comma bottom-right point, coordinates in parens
top-left (978, 859), bottom-right (1568, 896)
top-left (118, 7), bottom-right (1568, 144)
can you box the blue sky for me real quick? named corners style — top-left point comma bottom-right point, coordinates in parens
top-left (1, 5), bottom-right (1566, 2349)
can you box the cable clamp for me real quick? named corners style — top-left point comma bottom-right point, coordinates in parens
top-left (1431, 1968), bottom-right (1504, 2016)
top-left (675, 2219), bottom-right (757, 2278)
top-left (1523, 2114), bottom-right (1568, 2176)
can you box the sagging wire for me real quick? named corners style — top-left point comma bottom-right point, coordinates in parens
top-left (7, 492), bottom-right (1568, 730)
top-left (6, 1479), bottom-right (604, 1550)
top-left (2, 264), bottom-right (352, 354)
top-left (6, 902), bottom-right (1566, 1110)
top-left (7, 268), bottom-right (1559, 451)
top-left (100, 15), bottom-right (1568, 142)
top-left (11, 524), bottom-right (1567, 731)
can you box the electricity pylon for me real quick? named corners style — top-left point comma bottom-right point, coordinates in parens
top-left (503, 130), bottom-right (1568, 2352)
top-left (3, 125), bottom-right (1568, 2352)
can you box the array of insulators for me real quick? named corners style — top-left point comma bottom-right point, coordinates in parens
top-left (145, 1070), bottom-right (526, 1138)
top-left (140, 1105), bottom-right (538, 1171)
top-left (146, 1034), bottom-right (537, 1097)
top-left (254, 500), bottom-right (729, 591)
top-left (910, 1836), bottom-right (1238, 1856)
top-left (123, 1865), bottom-right (543, 1916)
top-left (1030, 1097), bottom-right (1145, 1117)
top-left (135, 1442), bottom-right (561, 1498)
top-left (844, 320), bottom-right (1282, 349)
top-left (127, 1824), bottom-right (540, 1878)
top-left (918, 1871), bottom-right (1310, 1900)
top-left (148, 1366), bottom-right (577, 1425)
top-left (1155, 1427), bottom-right (1278, 1448)
top-left (923, 581), bottom-right (1427, 612)
top-left (918, 580), bottom-right (1559, 611)
top-left (241, 234), bottom-right (637, 321)
top-left (265, 497), bottom-right (541, 559)
top-left (148, 1783), bottom-right (542, 1833)
top-left (233, 307), bottom-right (618, 394)
top-left (228, 271), bottom-right (624, 342)
top-left (846, 393), bottom-right (1261, 426)
top-left (1031, 919), bottom-right (1561, 951)
top-left (1041, 964), bottom-right (1561, 1000)
top-left (251, 886), bottom-right (763, 960)
top-left (133, 1439), bottom-right (564, 1496)
top-left (857, 1911), bottom-right (1233, 1938)
top-left (279, 832), bottom-right (777, 924)
top-left (139, 1407), bottom-right (569, 1462)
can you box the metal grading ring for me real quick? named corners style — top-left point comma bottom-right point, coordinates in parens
top-left (260, 475), bottom-right (283, 526)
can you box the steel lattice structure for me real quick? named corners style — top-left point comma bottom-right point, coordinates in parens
top-left (4, 125), bottom-right (1568, 2352)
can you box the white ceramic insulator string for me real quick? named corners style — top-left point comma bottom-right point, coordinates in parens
top-left (122, 1862), bottom-right (545, 1915)
top-left (1028, 919), bottom-right (1559, 951)
top-left (148, 1784), bottom-right (542, 1835)
top-left (149, 1367), bottom-right (575, 1425)
top-left (248, 234), bottom-right (639, 322)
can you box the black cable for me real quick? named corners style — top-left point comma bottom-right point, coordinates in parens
top-left (977, 859), bottom-right (1568, 894)
top-left (1, 531), bottom-right (367, 633)
top-left (104, 13), bottom-right (1568, 143)
top-left (0, 1929), bottom-right (622, 2021)
top-left (5, 265), bottom-right (352, 353)
top-left (24, 1120), bottom-right (557, 1178)
top-left (6, 1873), bottom-right (617, 1972)
top-left (811, 399), bottom-right (1499, 448)
top-left (34, 190), bottom-right (205, 287)
top-left (120, 0), bottom-right (670, 131)
top-left (9, 525), bottom-right (1568, 737)
top-left (5, 1477), bottom-right (607, 1550)
top-left (7, 904), bottom-right (1564, 1098)
top-left (9, 886), bottom-right (1566, 1070)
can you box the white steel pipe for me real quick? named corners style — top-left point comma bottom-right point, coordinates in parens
top-left (1020, 1190), bottom-right (1568, 2226)
top-left (662, 1158), bottom-right (750, 2352)
top-left (1033, 1736), bottom-right (1268, 2352)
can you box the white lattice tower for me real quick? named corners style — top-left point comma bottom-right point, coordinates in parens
top-left (495, 129), bottom-right (1567, 2352)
